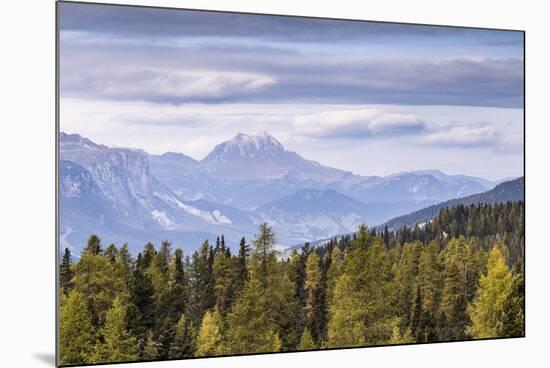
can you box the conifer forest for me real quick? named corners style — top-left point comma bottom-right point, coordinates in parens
top-left (59, 202), bottom-right (525, 365)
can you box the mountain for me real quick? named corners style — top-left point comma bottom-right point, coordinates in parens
top-left (59, 133), bottom-right (256, 254)
top-left (325, 170), bottom-right (494, 204)
top-left (199, 132), bottom-right (350, 181)
top-left (381, 176), bottom-right (524, 230)
top-left (148, 132), bottom-right (497, 210)
top-left (60, 131), bottom-right (507, 253)
top-left (253, 188), bottom-right (433, 245)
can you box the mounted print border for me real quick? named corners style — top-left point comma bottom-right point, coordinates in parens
top-left (56, 1), bottom-right (525, 366)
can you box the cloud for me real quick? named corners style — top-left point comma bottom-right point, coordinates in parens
top-left (62, 68), bottom-right (275, 103)
top-left (59, 2), bottom-right (523, 45)
top-left (422, 124), bottom-right (501, 147)
top-left (58, 2), bottom-right (524, 108)
top-left (60, 37), bottom-right (523, 107)
top-left (293, 109), bottom-right (426, 138)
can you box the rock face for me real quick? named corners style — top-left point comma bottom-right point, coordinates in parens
top-left (59, 132), bottom-right (504, 253)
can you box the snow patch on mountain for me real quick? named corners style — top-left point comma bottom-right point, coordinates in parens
top-left (151, 210), bottom-right (174, 228)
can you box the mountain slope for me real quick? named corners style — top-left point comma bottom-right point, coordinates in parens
top-left (59, 133), bottom-right (256, 253)
top-left (253, 189), bottom-right (433, 244)
top-left (381, 176), bottom-right (524, 230)
top-left (60, 132), bottom-right (508, 252)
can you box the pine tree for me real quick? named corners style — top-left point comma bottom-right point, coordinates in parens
top-left (287, 249), bottom-right (307, 349)
top-left (498, 273), bottom-right (524, 337)
top-left (94, 297), bottom-right (139, 363)
top-left (128, 253), bottom-right (156, 347)
top-left (170, 314), bottom-right (197, 359)
top-left (189, 241), bottom-right (216, 325)
top-left (84, 234), bottom-right (102, 255)
top-left (60, 247), bottom-right (74, 291)
top-left (226, 278), bottom-right (280, 354)
top-left (327, 229), bottom-right (394, 347)
top-left (299, 328), bottom-right (316, 350)
top-left (142, 330), bottom-right (158, 360)
top-left (394, 241), bottom-right (422, 330)
top-left (304, 251), bottom-right (324, 344)
top-left (236, 237), bottom-right (250, 292)
top-left (195, 309), bottom-right (225, 357)
top-left (326, 246), bottom-right (343, 304)
top-left (72, 250), bottom-right (126, 326)
top-left (467, 245), bottom-right (515, 338)
top-left (252, 222), bottom-right (276, 287)
top-left (213, 250), bottom-right (233, 314)
top-left (60, 290), bottom-right (96, 365)
top-left (388, 318), bottom-right (414, 344)
top-left (415, 241), bottom-right (441, 342)
top-left (440, 237), bottom-right (471, 340)
top-left (104, 244), bottom-right (117, 264)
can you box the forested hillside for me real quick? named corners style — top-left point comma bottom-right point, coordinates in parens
top-left (59, 201), bottom-right (524, 366)
top-left (381, 177), bottom-right (524, 230)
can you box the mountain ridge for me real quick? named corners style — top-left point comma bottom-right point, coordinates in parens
top-left (59, 131), bottom-right (513, 253)
top-left (380, 176), bottom-right (524, 230)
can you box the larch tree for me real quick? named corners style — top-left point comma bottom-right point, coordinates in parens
top-left (440, 237), bottom-right (471, 340)
top-left (415, 241), bottom-right (442, 342)
top-left (60, 290), bottom-right (96, 366)
top-left (196, 309), bottom-right (225, 357)
top-left (467, 245), bottom-right (515, 338)
top-left (394, 241), bottom-right (422, 330)
top-left (94, 297), bottom-right (139, 363)
top-left (226, 278), bottom-right (280, 354)
top-left (299, 328), bottom-right (316, 350)
top-left (72, 250), bottom-right (125, 326)
top-left (142, 330), bottom-right (158, 360)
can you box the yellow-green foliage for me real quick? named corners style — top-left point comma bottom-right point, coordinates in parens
top-left (60, 290), bottom-right (96, 365)
top-left (94, 297), bottom-right (139, 363)
top-left (467, 246), bottom-right (514, 338)
top-left (299, 328), bottom-right (316, 350)
top-left (196, 309), bottom-right (225, 357)
top-left (58, 204), bottom-right (524, 365)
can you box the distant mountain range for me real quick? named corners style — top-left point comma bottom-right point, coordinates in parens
top-left (59, 131), bottom-right (513, 254)
top-left (380, 176), bottom-right (525, 230)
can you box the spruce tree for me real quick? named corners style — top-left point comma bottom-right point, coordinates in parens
top-left (84, 234), bottom-right (102, 255)
top-left (170, 314), bottom-right (197, 359)
top-left (189, 241), bottom-right (216, 325)
top-left (60, 247), bottom-right (74, 291)
top-left (236, 237), bottom-right (250, 289)
top-left (497, 273), bottom-right (524, 337)
top-left (128, 253), bottom-right (156, 347)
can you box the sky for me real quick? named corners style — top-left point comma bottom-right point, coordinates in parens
top-left (58, 2), bottom-right (524, 180)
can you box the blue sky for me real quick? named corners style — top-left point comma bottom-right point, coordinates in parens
top-left (59, 2), bottom-right (524, 180)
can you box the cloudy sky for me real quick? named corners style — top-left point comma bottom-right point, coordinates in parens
top-left (59, 2), bottom-right (524, 180)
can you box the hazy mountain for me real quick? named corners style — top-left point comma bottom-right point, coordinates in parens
top-left (59, 133), bottom-right (255, 254)
top-left (381, 176), bottom-right (524, 230)
top-left (59, 132), bottom-right (506, 253)
top-left (149, 132), bottom-right (498, 210)
top-left (254, 188), bottom-right (434, 245)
